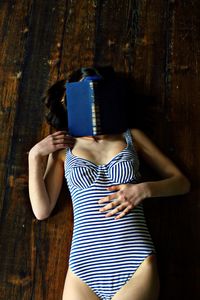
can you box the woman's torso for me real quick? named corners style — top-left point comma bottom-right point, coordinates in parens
top-left (63, 129), bottom-right (156, 280)
top-left (64, 129), bottom-right (142, 221)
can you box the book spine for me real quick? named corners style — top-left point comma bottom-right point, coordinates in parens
top-left (90, 82), bottom-right (101, 135)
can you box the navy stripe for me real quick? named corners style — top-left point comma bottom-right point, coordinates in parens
top-left (64, 129), bottom-right (156, 300)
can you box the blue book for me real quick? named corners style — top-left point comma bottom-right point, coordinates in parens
top-left (65, 76), bottom-right (127, 137)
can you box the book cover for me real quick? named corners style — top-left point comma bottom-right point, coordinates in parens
top-left (65, 77), bottom-right (127, 137)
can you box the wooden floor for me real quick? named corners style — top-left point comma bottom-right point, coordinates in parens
top-left (0, 1), bottom-right (199, 299)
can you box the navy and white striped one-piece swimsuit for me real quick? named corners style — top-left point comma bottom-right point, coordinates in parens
top-left (64, 129), bottom-right (156, 300)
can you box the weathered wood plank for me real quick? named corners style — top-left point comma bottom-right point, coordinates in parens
top-left (0, 0), bottom-right (98, 299)
top-left (0, 1), bottom-right (73, 299)
top-left (93, 1), bottom-right (200, 299)
top-left (0, 1), bottom-right (33, 296)
top-left (59, 0), bottom-right (96, 75)
top-left (160, 1), bottom-right (200, 298)
top-left (0, 1), bottom-right (199, 299)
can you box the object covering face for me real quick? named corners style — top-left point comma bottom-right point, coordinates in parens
top-left (66, 76), bottom-right (127, 137)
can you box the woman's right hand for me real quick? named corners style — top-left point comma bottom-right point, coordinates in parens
top-left (29, 130), bottom-right (75, 157)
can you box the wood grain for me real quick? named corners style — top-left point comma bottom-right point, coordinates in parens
top-left (0, 1), bottom-right (199, 299)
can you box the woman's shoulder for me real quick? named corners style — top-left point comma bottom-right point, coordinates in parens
top-left (52, 148), bottom-right (67, 163)
top-left (129, 128), bottom-right (145, 152)
top-left (129, 128), bottom-right (144, 137)
top-left (129, 128), bottom-right (162, 158)
top-left (129, 128), bottom-right (159, 155)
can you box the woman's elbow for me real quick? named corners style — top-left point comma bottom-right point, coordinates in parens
top-left (179, 174), bottom-right (191, 194)
top-left (34, 209), bottom-right (51, 221)
top-left (35, 214), bottom-right (49, 221)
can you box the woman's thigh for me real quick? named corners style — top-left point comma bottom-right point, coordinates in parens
top-left (112, 254), bottom-right (160, 300)
top-left (62, 267), bottom-right (100, 300)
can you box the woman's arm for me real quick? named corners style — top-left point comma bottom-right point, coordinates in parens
top-left (28, 131), bottom-right (74, 220)
top-left (98, 128), bottom-right (190, 220)
top-left (131, 128), bottom-right (191, 197)
top-left (28, 149), bottom-right (64, 220)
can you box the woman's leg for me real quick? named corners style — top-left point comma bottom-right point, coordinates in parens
top-left (112, 254), bottom-right (160, 300)
top-left (62, 267), bottom-right (100, 300)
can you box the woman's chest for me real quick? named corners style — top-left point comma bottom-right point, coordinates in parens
top-left (71, 140), bottom-right (127, 166)
top-left (65, 148), bottom-right (140, 189)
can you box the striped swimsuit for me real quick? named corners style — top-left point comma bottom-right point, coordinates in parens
top-left (64, 129), bottom-right (156, 300)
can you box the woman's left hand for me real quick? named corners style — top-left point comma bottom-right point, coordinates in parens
top-left (98, 183), bottom-right (149, 220)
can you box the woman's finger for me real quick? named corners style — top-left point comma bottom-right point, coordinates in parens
top-left (99, 198), bottom-right (121, 212)
top-left (51, 133), bottom-right (75, 142)
top-left (105, 203), bottom-right (127, 217)
top-left (52, 138), bottom-right (73, 144)
top-left (98, 193), bottom-right (117, 204)
top-left (107, 185), bottom-right (121, 191)
top-left (52, 130), bottom-right (68, 136)
top-left (115, 205), bottom-right (133, 220)
top-left (52, 135), bottom-right (74, 141)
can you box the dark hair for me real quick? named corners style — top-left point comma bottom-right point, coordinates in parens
top-left (41, 66), bottom-right (115, 130)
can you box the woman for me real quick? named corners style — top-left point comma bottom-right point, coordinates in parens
top-left (28, 66), bottom-right (190, 300)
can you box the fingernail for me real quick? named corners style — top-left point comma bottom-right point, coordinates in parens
top-left (105, 214), bottom-right (110, 217)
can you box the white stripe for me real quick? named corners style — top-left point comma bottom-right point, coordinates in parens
top-left (64, 129), bottom-right (156, 300)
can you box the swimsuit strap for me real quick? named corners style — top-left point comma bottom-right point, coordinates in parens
top-left (123, 129), bottom-right (134, 148)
